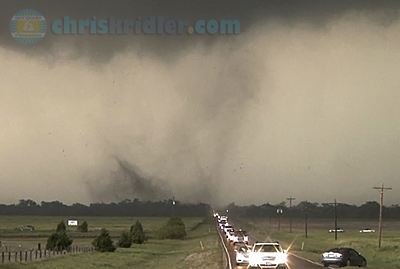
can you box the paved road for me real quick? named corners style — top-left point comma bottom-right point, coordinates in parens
top-left (218, 223), bottom-right (325, 269)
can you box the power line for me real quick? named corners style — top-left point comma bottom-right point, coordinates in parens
top-left (372, 183), bottom-right (392, 248)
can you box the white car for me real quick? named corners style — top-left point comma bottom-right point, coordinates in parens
top-left (360, 228), bottom-right (375, 233)
top-left (329, 228), bottom-right (344, 233)
top-left (227, 230), bottom-right (235, 241)
top-left (223, 224), bottom-right (233, 234)
top-left (249, 242), bottom-right (287, 268)
top-left (225, 227), bottom-right (234, 238)
top-left (235, 244), bottom-right (251, 265)
top-left (219, 215), bottom-right (228, 223)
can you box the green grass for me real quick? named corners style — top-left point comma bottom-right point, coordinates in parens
top-left (0, 216), bottom-right (204, 251)
top-left (0, 216), bottom-right (223, 269)
top-left (233, 217), bottom-right (400, 269)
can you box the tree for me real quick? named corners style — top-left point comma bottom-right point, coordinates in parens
top-left (56, 220), bottom-right (67, 232)
top-left (117, 231), bottom-right (132, 248)
top-left (92, 229), bottom-right (116, 252)
top-left (130, 220), bottom-right (147, 244)
top-left (46, 231), bottom-right (73, 251)
top-left (156, 216), bottom-right (187, 239)
top-left (77, 221), bottom-right (88, 232)
top-left (130, 220), bottom-right (143, 234)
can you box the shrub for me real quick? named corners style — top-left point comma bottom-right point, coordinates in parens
top-left (46, 231), bottom-right (73, 251)
top-left (130, 220), bottom-right (143, 234)
top-left (77, 221), bottom-right (88, 232)
top-left (92, 229), bottom-right (116, 252)
top-left (130, 220), bottom-right (147, 244)
top-left (56, 220), bottom-right (67, 233)
top-left (156, 216), bottom-right (187, 239)
top-left (117, 231), bottom-right (132, 248)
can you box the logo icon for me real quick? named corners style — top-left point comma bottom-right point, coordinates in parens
top-left (10, 9), bottom-right (47, 44)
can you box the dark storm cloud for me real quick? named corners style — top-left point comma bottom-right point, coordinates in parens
top-left (2, 0), bottom-right (400, 62)
top-left (2, 1), bottom-right (400, 207)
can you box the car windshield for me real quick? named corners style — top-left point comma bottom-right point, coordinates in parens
top-left (238, 245), bottom-right (248, 252)
top-left (254, 244), bottom-right (282, 253)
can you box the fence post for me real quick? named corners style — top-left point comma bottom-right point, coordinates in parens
top-left (30, 250), bottom-right (32, 261)
top-left (15, 252), bottom-right (17, 262)
top-left (1, 252), bottom-right (4, 264)
top-left (20, 251), bottom-right (22, 262)
top-left (8, 251), bottom-right (11, 262)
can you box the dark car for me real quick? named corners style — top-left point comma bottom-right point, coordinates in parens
top-left (321, 247), bottom-right (367, 267)
top-left (231, 230), bottom-right (249, 244)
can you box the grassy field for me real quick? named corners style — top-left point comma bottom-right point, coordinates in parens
top-left (0, 216), bottom-right (223, 268)
top-left (0, 216), bottom-right (204, 251)
top-left (233, 217), bottom-right (400, 269)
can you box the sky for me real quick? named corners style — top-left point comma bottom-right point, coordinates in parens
top-left (1, 1), bottom-right (400, 207)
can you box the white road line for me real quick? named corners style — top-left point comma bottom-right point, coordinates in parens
top-left (289, 252), bottom-right (327, 268)
top-left (217, 225), bottom-right (233, 269)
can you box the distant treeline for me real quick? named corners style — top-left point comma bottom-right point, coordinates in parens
top-left (224, 201), bottom-right (400, 219)
top-left (0, 199), bottom-right (210, 217)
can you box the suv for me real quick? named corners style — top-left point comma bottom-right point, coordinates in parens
top-left (249, 242), bottom-right (287, 268)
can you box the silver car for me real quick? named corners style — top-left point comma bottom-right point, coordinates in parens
top-left (321, 247), bottom-right (367, 267)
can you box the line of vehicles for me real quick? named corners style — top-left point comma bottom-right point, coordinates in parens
top-left (214, 211), bottom-right (368, 268)
top-left (215, 212), bottom-right (288, 269)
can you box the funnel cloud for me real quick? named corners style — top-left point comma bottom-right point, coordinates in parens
top-left (1, 1), bottom-right (400, 207)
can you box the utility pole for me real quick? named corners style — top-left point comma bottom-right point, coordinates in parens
top-left (326, 199), bottom-right (339, 240)
top-left (305, 211), bottom-right (308, 239)
top-left (287, 197), bottom-right (296, 233)
top-left (373, 183), bottom-right (392, 248)
top-left (334, 199), bottom-right (338, 241)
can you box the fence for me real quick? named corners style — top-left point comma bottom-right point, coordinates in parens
top-left (0, 246), bottom-right (95, 264)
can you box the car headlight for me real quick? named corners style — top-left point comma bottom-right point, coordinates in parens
top-left (275, 253), bottom-right (287, 264)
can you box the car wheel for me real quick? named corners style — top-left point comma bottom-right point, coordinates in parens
top-left (323, 263), bottom-right (329, 267)
top-left (360, 260), bottom-right (367, 267)
top-left (345, 259), bottom-right (351, 266)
